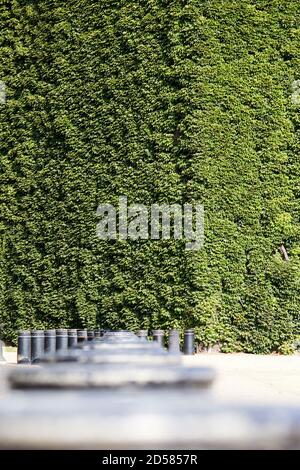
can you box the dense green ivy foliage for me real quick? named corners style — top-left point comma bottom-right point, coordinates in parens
top-left (1, 0), bottom-right (300, 352)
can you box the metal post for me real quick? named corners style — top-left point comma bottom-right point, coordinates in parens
top-left (87, 331), bottom-right (95, 341)
top-left (168, 329), bottom-right (181, 354)
top-left (152, 329), bottom-right (165, 348)
top-left (17, 331), bottom-right (31, 364)
top-left (183, 329), bottom-right (195, 355)
top-left (31, 330), bottom-right (45, 364)
top-left (44, 330), bottom-right (56, 355)
top-left (68, 329), bottom-right (78, 348)
top-left (56, 329), bottom-right (68, 352)
top-left (77, 329), bottom-right (88, 344)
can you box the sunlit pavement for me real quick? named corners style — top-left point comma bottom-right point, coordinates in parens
top-left (183, 353), bottom-right (300, 405)
top-left (1, 350), bottom-right (300, 406)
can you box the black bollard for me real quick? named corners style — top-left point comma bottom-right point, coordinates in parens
top-left (183, 329), bottom-right (195, 355)
top-left (77, 329), bottom-right (88, 344)
top-left (152, 329), bottom-right (165, 348)
top-left (44, 330), bottom-right (56, 355)
top-left (0, 339), bottom-right (5, 363)
top-left (68, 329), bottom-right (78, 348)
top-left (168, 329), bottom-right (181, 354)
top-left (137, 330), bottom-right (148, 340)
top-left (87, 331), bottom-right (95, 341)
top-left (31, 330), bottom-right (45, 364)
top-left (17, 331), bottom-right (31, 364)
top-left (56, 329), bottom-right (68, 352)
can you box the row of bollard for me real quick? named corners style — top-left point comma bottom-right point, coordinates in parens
top-left (17, 328), bottom-right (195, 364)
top-left (18, 329), bottom-right (98, 364)
top-left (13, 329), bottom-right (206, 388)
top-left (0, 329), bottom-right (218, 449)
top-left (151, 329), bottom-right (194, 355)
top-left (3, 329), bottom-right (300, 449)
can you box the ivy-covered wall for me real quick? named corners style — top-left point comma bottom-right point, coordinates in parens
top-left (1, 0), bottom-right (300, 352)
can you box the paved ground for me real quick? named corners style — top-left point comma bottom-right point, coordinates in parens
top-left (0, 351), bottom-right (18, 398)
top-left (2, 351), bottom-right (17, 364)
top-left (1, 350), bottom-right (300, 405)
top-left (183, 353), bottom-right (300, 405)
